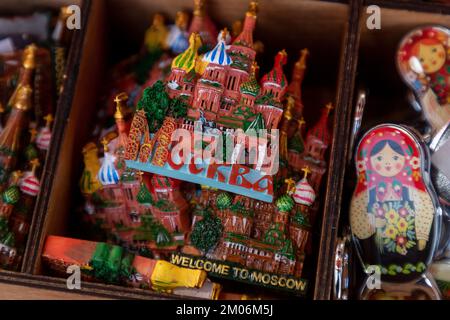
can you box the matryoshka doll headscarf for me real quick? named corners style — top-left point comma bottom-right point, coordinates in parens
top-left (354, 126), bottom-right (426, 198)
top-left (397, 26), bottom-right (450, 130)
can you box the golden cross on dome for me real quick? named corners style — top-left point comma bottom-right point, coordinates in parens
top-left (101, 137), bottom-right (109, 153)
top-left (296, 48), bottom-right (309, 68)
top-left (114, 93), bottom-right (128, 120)
top-left (30, 158), bottom-right (41, 173)
top-left (301, 166), bottom-right (311, 179)
top-left (325, 102), bottom-right (334, 115)
top-left (44, 114), bottom-right (54, 128)
top-left (11, 170), bottom-right (23, 184)
top-left (298, 117), bottom-right (306, 128)
top-left (284, 178), bottom-right (296, 195)
top-left (29, 127), bottom-right (38, 142)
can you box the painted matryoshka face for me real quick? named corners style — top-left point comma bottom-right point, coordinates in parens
top-left (416, 42), bottom-right (446, 74)
top-left (370, 144), bottom-right (405, 177)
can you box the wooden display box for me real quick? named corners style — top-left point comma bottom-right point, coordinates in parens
top-left (0, 0), bottom-right (86, 291)
top-left (0, 0), bottom-right (448, 300)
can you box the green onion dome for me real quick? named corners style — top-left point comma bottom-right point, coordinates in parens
top-left (275, 194), bottom-right (294, 213)
top-left (216, 192), bottom-right (233, 210)
top-left (24, 144), bottom-right (39, 161)
top-left (2, 185), bottom-right (20, 205)
top-left (240, 73), bottom-right (260, 97)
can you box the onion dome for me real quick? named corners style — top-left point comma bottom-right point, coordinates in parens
top-left (276, 194), bottom-right (294, 213)
top-left (240, 62), bottom-right (260, 97)
top-left (261, 50), bottom-right (288, 93)
top-left (306, 103), bottom-right (333, 146)
top-left (293, 166), bottom-right (316, 206)
top-left (232, 1), bottom-right (258, 48)
top-left (2, 185), bottom-right (20, 205)
top-left (188, 0), bottom-right (218, 50)
top-left (2, 171), bottom-right (22, 205)
top-left (202, 29), bottom-right (232, 66)
top-left (216, 192), bottom-right (233, 210)
top-left (36, 114), bottom-right (53, 151)
top-left (171, 33), bottom-right (202, 73)
top-left (20, 159), bottom-right (41, 197)
top-left (97, 138), bottom-right (120, 186)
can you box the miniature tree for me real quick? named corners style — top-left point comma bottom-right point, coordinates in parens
top-left (216, 192), bottom-right (233, 210)
top-left (190, 210), bottom-right (223, 253)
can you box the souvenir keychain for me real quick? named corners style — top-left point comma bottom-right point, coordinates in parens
top-left (350, 124), bottom-right (442, 299)
top-left (397, 26), bottom-right (450, 133)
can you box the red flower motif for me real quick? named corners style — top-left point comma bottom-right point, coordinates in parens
top-left (396, 236), bottom-right (406, 246)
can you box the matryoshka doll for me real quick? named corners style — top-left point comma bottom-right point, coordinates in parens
top-left (397, 26), bottom-right (450, 132)
top-left (350, 124), bottom-right (442, 299)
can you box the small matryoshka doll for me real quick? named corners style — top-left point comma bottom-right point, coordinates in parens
top-left (350, 124), bottom-right (442, 299)
top-left (397, 26), bottom-right (450, 132)
top-left (144, 13), bottom-right (169, 53)
top-left (166, 11), bottom-right (190, 54)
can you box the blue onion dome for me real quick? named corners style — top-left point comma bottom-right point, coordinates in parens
top-left (202, 29), bottom-right (232, 66)
top-left (98, 141), bottom-right (120, 186)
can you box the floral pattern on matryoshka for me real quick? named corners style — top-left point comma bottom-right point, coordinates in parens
top-left (397, 26), bottom-right (450, 130)
top-left (350, 125), bottom-right (436, 278)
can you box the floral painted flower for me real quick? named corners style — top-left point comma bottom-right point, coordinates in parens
top-left (385, 225), bottom-right (398, 240)
top-left (386, 209), bottom-right (399, 224)
top-left (412, 170), bottom-right (421, 182)
top-left (357, 160), bottom-right (366, 173)
top-left (397, 218), bottom-right (408, 232)
top-left (398, 207), bottom-right (408, 218)
top-left (396, 235), bottom-right (407, 246)
top-left (376, 208), bottom-right (385, 218)
top-left (409, 157), bottom-right (420, 170)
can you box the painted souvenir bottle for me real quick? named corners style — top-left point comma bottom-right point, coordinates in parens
top-left (6, 44), bottom-right (36, 111)
top-left (350, 124), bottom-right (442, 299)
top-left (397, 26), bottom-right (450, 132)
top-left (0, 84), bottom-right (34, 188)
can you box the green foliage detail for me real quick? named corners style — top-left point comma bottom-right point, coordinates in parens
top-left (136, 81), bottom-right (189, 132)
top-left (190, 212), bottom-right (223, 253)
top-left (133, 215), bottom-right (173, 247)
top-left (216, 192), bottom-right (233, 210)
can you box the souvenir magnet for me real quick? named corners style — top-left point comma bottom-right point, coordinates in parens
top-left (333, 227), bottom-right (351, 300)
top-left (397, 26), bottom-right (450, 132)
top-left (350, 124), bottom-right (442, 299)
top-left (429, 121), bottom-right (450, 258)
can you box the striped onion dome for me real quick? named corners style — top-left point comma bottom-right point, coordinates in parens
top-left (20, 171), bottom-right (40, 197)
top-left (98, 152), bottom-right (120, 186)
top-left (293, 177), bottom-right (316, 206)
top-left (171, 33), bottom-right (202, 73)
top-left (36, 126), bottom-right (52, 151)
top-left (202, 30), bottom-right (232, 66)
top-left (2, 185), bottom-right (20, 205)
